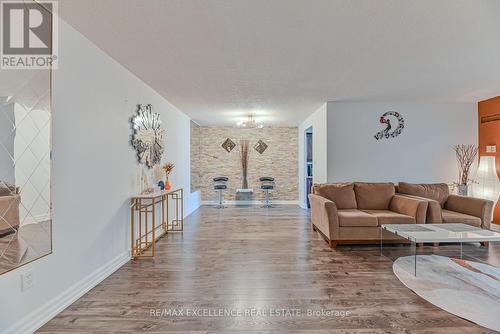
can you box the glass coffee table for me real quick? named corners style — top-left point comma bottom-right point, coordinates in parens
top-left (380, 223), bottom-right (500, 276)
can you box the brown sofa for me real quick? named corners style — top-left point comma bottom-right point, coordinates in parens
top-left (309, 182), bottom-right (429, 248)
top-left (398, 182), bottom-right (494, 230)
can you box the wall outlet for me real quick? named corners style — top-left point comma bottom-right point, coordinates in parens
top-left (486, 145), bottom-right (496, 153)
top-left (21, 270), bottom-right (34, 291)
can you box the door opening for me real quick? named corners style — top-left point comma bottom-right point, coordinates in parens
top-left (305, 127), bottom-right (313, 208)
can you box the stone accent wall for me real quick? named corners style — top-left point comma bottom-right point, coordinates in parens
top-left (191, 126), bottom-right (298, 201)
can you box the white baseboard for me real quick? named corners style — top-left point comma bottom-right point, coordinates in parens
top-left (4, 251), bottom-right (130, 334)
top-left (201, 200), bottom-right (300, 206)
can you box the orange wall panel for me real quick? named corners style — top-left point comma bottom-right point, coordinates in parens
top-left (478, 96), bottom-right (500, 225)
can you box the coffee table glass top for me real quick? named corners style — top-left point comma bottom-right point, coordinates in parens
top-left (381, 223), bottom-right (500, 243)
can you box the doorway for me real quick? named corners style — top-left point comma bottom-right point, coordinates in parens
top-left (305, 127), bottom-right (313, 208)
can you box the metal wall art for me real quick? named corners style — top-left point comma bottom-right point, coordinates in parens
top-left (222, 138), bottom-right (269, 154)
top-left (374, 111), bottom-right (405, 140)
top-left (131, 104), bottom-right (165, 168)
top-left (221, 138), bottom-right (236, 153)
top-left (254, 139), bottom-right (268, 154)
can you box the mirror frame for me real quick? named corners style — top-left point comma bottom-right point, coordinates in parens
top-left (0, 0), bottom-right (53, 275)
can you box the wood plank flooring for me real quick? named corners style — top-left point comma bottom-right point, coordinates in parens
top-left (38, 206), bottom-right (499, 333)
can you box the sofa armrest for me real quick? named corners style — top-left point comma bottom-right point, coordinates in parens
top-left (390, 195), bottom-right (429, 224)
top-left (397, 194), bottom-right (442, 223)
top-left (308, 194), bottom-right (339, 240)
top-left (445, 195), bottom-right (494, 230)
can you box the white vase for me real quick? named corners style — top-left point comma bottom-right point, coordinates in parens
top-left (458, 184), bottom-right (468, 196)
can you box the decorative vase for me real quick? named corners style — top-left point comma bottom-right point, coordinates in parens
top-left (165, 176), bottom-right (172, 190)
top-left (241, 169), bottom-right (248, 189)
top-left (457, 184), bottom-right (468, 196)
top-left (239, 139), bottom-right (249, 189)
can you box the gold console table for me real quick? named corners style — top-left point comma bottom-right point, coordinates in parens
top-left (130, 188), bottom-right (183, 259)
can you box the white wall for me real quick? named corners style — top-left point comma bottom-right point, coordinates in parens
top-left (0, 18), bottom-right (199, 334)
top-left (298, 103), bottom-right (328, 208)
top-left (326, 102), bottom-right (477, 184)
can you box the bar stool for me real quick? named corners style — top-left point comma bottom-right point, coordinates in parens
top-left (259, 177), bottom-right (275, 207)
top-left (213, 177), bottom-right (229, 208)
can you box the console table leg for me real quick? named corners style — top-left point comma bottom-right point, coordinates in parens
top-left (380, 227), bottom-right (383, 256)
top-left (413, 241), bottom-right (417, 276)
top-left (130, 200), bottom-right (135, 258)
top-left (152, 199), bottom-right (156, 257)
top-left (139, 199), bottom-right (142, 255)
top-left (181, 189), bottom-right (184, 230)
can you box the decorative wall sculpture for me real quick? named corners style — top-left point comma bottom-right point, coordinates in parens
top-left (254, 139), bottom-right (268, 154)
top-left (221, 138), bottom-right (236, 153)
top-left (374, 111), bottom-right (405, 140)
top-left (131, 104), bottom-right (165, 168)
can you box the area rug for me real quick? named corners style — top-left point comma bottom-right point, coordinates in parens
top-left (393, 255), bottom-right (500, 332)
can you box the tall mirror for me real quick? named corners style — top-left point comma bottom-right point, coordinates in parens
top-left (0, 68), bottom-right (52, 275)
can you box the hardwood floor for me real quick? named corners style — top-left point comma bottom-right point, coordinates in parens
top-left (38, 206), bottom-right (499, 333)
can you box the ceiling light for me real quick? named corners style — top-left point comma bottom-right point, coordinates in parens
top-left (236, 115), bottom-right (264, 128)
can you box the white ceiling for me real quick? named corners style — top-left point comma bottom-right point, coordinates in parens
top-left (58, 0), bottom-right (500, 126)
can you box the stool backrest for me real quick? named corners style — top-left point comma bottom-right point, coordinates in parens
top-left (213, 177), bottom-right (229, 190)
top-left (259, 177), bottom-right (274, 182)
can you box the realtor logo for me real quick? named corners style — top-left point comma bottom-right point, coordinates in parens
top-left (1, 0), bottom-right (58, 69)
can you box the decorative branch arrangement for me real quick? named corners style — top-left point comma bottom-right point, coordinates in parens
top-left (239, 139), bottom-right (249, 189)
top-left (162, 162), bottom-right (175, 177)
top-left (453, 144), bottom-right (478, 186)
top-left (162, 162), bottom-right (175, 190)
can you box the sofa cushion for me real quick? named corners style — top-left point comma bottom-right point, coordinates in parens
top-left (398, 182), bottom-right (449, 208)
top-left (362, 210), bottom-right (415, 226)
top-left (338, 209), bottom-right (378, 227)
top-left (313, 183), bottom-right (357, 209)
top-left (441, 209), bottom-right (481, 227)
top-left (354, 183), bottom-right (395, 210)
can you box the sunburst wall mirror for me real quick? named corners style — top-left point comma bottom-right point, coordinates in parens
top-left (131, 104), bottom-right (165, 168)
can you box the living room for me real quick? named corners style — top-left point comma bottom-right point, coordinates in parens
top-left (0, 0), bottom-right (499, 333)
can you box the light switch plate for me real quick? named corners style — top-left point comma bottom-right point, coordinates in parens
top-left (21, 270), bottom-right (34, 291)
top-left (486, 145), bottom-right (496, 153)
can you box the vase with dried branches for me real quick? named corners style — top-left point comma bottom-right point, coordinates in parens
top-left (453, 144), bottom-right (478, 196)
top-left (162, 162), bottom-right (175, 191)
top-left (239, 139), bottom-right (249, 189)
